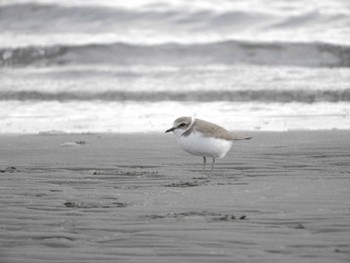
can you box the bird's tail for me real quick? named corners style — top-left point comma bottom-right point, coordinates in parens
top-left (233, 135), bottom-right (252, 140)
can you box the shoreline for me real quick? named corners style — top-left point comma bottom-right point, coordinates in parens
top-left (0, 128), bottom-right (349, 135)
top-left (1, 131), bottom-right (349, 262)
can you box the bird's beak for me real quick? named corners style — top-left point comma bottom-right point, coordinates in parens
top-left (165, 127), bottom-right (175, 133)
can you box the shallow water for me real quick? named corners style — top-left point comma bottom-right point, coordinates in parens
top-left (1, 64), bottom-right (350, 133)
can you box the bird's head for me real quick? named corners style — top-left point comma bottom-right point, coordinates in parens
top-left (165, 116), bottom-right (193, 136)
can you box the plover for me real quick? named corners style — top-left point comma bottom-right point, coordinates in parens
top-left (165, 116), bottom-right (251, 173)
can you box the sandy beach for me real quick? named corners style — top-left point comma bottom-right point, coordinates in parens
top-left (0, 131), bottom-right (349, 263)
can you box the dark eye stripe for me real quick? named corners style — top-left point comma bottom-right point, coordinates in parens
top-left (178, 123), bottom-right (186, 127)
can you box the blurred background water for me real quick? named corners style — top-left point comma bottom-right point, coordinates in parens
top-left (1, 0), bottom-right (350, 133)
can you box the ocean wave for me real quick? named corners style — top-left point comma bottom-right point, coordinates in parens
top-left (0, 2), bottom-right (276, 39)
top-left (0, 3), bottom-right (183, 32)
top-left (1, 89), bottom-right (350, 103)
top-left (2, 2), bottom-right (349, 34)
top-left (0, 3), bottom-right (286, 30)
top-left (1, 40), bottom-right (350, 68)
top-left (2, 1), bottom-right (350, 48)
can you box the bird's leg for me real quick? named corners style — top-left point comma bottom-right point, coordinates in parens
top-left (202, 156), bottom-right (206, 172)
top-left (210, 157), bottom-right (216, 174)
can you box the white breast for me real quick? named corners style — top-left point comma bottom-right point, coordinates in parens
top-left (175, 131), bottom-right (233, 158)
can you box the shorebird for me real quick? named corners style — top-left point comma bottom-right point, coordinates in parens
top-left (165, 116), bottom-right (251, 174)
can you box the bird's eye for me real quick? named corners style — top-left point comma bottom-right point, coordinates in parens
top-left (178, 123), bottom-right (186, 127)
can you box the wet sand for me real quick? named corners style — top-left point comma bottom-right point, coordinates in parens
top-left (0, 131), bottom-right (349, 263)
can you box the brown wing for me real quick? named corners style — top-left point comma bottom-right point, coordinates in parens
top-left (194, 119), bottom-right (236, 141)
